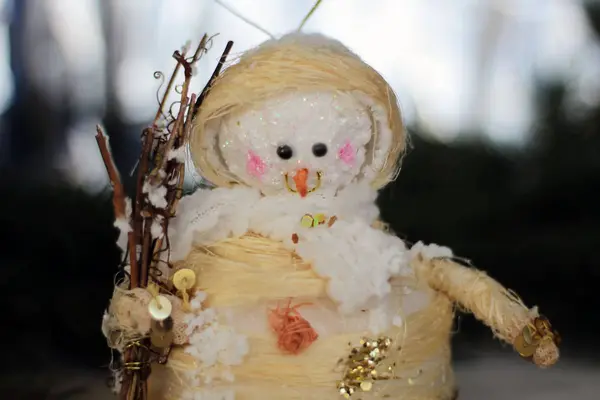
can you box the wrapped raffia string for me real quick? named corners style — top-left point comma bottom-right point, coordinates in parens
top-left (151, 236), bottom-right (457, 400)
top-left (98, 34), bottom-right (233, 400)
top-left (411, 254), bottom-right (560, 367)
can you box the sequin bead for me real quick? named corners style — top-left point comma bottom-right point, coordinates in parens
top-left (337, 336), bottom-right (393, 397)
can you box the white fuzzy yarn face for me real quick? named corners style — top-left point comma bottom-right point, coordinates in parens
top-left (216, 91), bottom-right (373, 196)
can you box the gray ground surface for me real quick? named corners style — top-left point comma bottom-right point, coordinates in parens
top-left (454, 356), bottom-right (598, 400)
top-left (3, 352), bottom-right (598, 399)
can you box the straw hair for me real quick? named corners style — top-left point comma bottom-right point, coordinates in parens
top-left (190, 33), bottom-right (406, 190)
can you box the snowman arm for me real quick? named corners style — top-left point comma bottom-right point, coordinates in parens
top-left (411, 252), bottom-right (560, 368)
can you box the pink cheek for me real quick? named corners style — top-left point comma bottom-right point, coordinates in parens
top-left (246, 150), bottom-right (269, 179)
top-left (338, 141), bottom-right (356, 166)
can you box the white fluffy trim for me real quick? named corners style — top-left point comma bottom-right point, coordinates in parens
top-left (114, 198), bottom-right (132, 254)
top-left (409, 241), bottom-right (453, 261)
top-left (182, 292), bottom-right (249, 387)
top-left (169, 182), bottom-right (411, 314)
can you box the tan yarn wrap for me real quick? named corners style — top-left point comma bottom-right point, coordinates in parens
top-left (412, 256), bottom-right (538, 343)
top-left (104, 288), bottom-right (190, 351)
top-left (190, 34), bottom-right (406, 191)
top-left (412, 255), bottom-right (559, 367)
top-left (149, 234), bottom-right (458, 400)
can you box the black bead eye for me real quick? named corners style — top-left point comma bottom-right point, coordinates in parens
top-left (312, 143), bottom-right (328, 157)
top-left (276, 144), bottom-right (293, 160)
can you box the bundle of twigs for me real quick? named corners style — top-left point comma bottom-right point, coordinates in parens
top-left (96, 35), bottom-right (233, 400)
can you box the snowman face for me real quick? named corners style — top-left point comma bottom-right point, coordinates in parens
top-left (216, 91), bottom-right (373, 196)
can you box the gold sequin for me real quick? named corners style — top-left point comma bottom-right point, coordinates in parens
top-left (148, 295), bottom-right (172, 321)
top-left (314, 213), bottom-right (326, 225)
top-left (300, 213), bottom-right (332, 228)
top-left (172, 268), bottom-right (196, 290)
top-left (301, 214), bottom-right (314, 228)
top-left (172, 268), bottom-right (196, 311)
top-left (336, 336), bottom-right (394, 397)
top-left (513, 316), bottom-right (560, 359)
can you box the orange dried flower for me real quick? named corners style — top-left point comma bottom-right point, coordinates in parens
top-left (268, 299), bottom-right (318, 355)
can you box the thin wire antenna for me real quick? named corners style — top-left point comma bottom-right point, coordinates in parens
top-left (214, 0), bottom-right (275, 39)
top-left (298, 0), bottom-right (324, 31)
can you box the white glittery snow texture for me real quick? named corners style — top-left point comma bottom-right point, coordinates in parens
top-left (181, 292), bottom-right (249, 388)
top-left (150, 215), bottom-right (164, 238)
top-left (114, 197), bottom-right (132, 254)
top-left (167, 146), bottom-right (187, 163)
top-left (143, 177), bottom-right (168, 209)
top-left (218, 91), bottom-right (372, 196)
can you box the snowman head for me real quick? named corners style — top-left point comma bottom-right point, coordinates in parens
top-left (191, 33), bottom-right (406, 197)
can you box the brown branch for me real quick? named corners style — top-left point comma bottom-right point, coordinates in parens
top-left (95, 126), bottom-right (125, 218)
top-left (132, 129), bottom-right (155, 289)
top-left (140, 219), bottom-right (152, 288)
top-left (182, 93), bottom-right (198, 142)
top-left (95, 128), bottom-right (146, 400)
top-left (193, 40), bottom-right (234, 115)
top-left (150, 34), bottom-right (205, 127)
top-left (150, 95), bottom-right (190, 186)
top-left (190, 34), bottom-right (209, 63)
top-left (95, 126), bottom-right (138, 283)
top-left (154, 48), bottom-right (186, 124)
top-left (115, 35), bottom-right (219, 400)
top-left (150, 92), bottom-right (197, 267)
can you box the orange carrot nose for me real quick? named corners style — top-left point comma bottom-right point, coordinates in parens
top-left (293, 168), bottom-right (309, 197)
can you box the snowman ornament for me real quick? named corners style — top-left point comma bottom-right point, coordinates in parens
top-left (110, 33), bottom-right (560, 400)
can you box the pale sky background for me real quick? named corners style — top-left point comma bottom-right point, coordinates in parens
top-left (130, 0), bottom-right (598, 143)
top-left (0, 0), bottom-right (597, 188)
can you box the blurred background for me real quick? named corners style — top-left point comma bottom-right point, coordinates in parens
top-left (0, 0), bottom-right (599, 399)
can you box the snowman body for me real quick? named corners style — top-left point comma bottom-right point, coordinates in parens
top-left (106, 32), bottom-right (558, 400)
top-left (150, 188), bottom-right (457, 400)
top-left (148, 82), bottom-right (458, 399)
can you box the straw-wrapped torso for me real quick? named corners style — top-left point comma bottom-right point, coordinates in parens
top-left (149, 234), bottom-right (458, 400)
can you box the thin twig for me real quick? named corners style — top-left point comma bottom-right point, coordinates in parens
top-left (95, 126), bottom-right (138, 284)
top-left (150, 92), bottom-right (197, 267)
top-left (95, 128), bottom-right (125, 217)
top-left (140, 218), bottom-right (152, 288)
top-left (190, 34), bottom-right (209, 63)
top-left (110, 34), bottom-right (217, 400)
top-left (153, 46), bottom-right (189, 124)
top-left (193, 40), bottom-right (233, 116)
top-left (132, 129), bottom-right (154, 289)
top-left (183, 93), bottom-right (198, 143)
